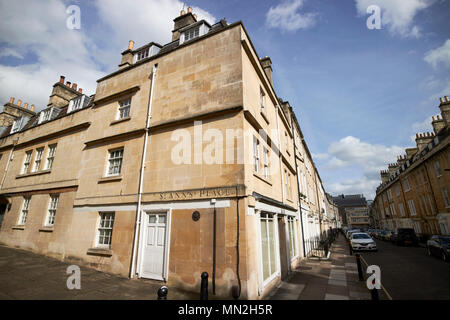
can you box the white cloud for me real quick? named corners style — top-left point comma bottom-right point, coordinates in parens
top-left (355, 0), bottom-right (436, 37)
top-left (0, 0), bottom-right (215, 111)
top-left (320, 136), bottom-right (404, 199)
top-left (266, 0), bottom-right (317, 32)
top-left (312, 153), bottom-right (329, 160)
top-left (0, 48), bottom-right (24, 59)
top-left (424, 39), bottom-right (450, 69)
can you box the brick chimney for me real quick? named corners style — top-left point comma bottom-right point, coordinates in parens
top-left (415, 132), bottom-right (434, 152)
top-left (397, 155), bottom-right (407, 166)
top-left (438, 96), bottom-right (450, 127)
top-left (172, 8), bottom-right (197, 41)
top-left (431, 115), bottom-right (445, 134)
top-left (48, 75), bottom-right (82, 107)
top-left (260, 56), bottom-right (273, 87)
top-left (380, 170), bottom-right (389, 183)
top-left (119, 40), bottom-right (135, 70)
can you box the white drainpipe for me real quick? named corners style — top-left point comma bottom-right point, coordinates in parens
top-left (130, 63), bottom-right (158, 278)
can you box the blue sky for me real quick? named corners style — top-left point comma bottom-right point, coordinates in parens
top-left (0, 0), bottom-right (449, 199)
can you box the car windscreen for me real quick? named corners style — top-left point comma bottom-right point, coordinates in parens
top-left (352, 234), bottom-right (371, 239)
top-left (440, 237), bottom-right (450, 245)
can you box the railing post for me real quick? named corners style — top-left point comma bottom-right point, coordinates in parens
top-left (348, 241), bottom-right (353, 256)
top-left (371, 287), bottom-right (379, 300)
top-left (200, 272), bottom-right (208, 300)
top-left (157, 286), bottom-right (168, 300)
top-left (355, 254), bottom-right (364, 281)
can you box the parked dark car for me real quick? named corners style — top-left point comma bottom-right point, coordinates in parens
top-left (426, 235), bottom-right (450, 262)
top-left (391, 228), bottom-right (419, 246)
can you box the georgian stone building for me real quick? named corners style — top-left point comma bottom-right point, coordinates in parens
top-left (372, 97), bottom-right (450, 238)
top-left (0, 8), bottom-right (332, 299)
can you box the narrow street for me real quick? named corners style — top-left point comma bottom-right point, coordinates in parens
top-left (360, 239), bottom-right (450, 300)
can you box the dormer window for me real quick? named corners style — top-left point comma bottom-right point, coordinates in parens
top-left (11, 117), bottom-right (23, 134)
top-left (133, 44), bottom-right (161, 63)
top-left (68, 95), bottom-right (90, 113)
top-left (38, 107), bottom-right (60, 124)
top-left (179, 22), bottom-right (211, 45)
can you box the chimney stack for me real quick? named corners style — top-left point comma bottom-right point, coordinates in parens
top-left (438, 96), bottom-right (450, 127)
top-left (415, 132), bottom-right (433, 151)
top-left (380, 170), bottom-right (389, 183)
top-left (405, 147), bottom-right (418, 159)
top-left (260, 56), bottom-right (273, 87)
top-left (432, 115), bottom-right (445, 134)
top-left (72, 83), bottom-right (77, 91)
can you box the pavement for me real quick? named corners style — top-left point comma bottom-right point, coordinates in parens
top-left (0, 244), bottom-right (197, 300)
top-left (266, 233), bottom-right (380, 300)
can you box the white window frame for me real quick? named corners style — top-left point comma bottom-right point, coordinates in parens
top-left (260, 88), bottom-right (265, 113)
top-left (287, 216), bottom-right (298, 260)
top-left (442, 188), bottom-right (450, 208)
top-left (96, 212), bottom-right (115, 249)
top-left (68, 95), bottom-right (86, 113)
top-left (389, 203), bottom-right (396, 216)
top-left (398, 203), bottom-right (405, 217)
top-left (44, 194), bottom-right (59, 227)
top-left (184, 26), bottom-right (200, 42)
top-left (18, 197), bottom-right (31, 225)
top-left (22, 151), bottom-right (33, 174)
top-left (32, 148), bottom-right (44, 172)
top-left (259, 212), bottom-right (280, 285)
top-left (106, 148), bottom-right (124, 177)
top-left (135, 47), bottom-right (149, 62)
top-left (253, 137), bottom-right (260, 173)
top-left (263, 147), bottom-right (269, 178)
top-left (45, 144), bottom-right (57, 170)
top-left (403, 178), bottom-right (410, 192)
top-left (434, 161), bottom-right (442, 177)
top-left (408, 200), bottom-right (417, 216)
top-left (118, 98), bottom-right (131, 120)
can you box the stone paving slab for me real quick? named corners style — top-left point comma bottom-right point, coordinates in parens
top-left (267, 233), bottom-right (375, 300)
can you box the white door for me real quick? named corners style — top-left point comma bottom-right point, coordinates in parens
top-left (140, 212), bottom-right (167, 280)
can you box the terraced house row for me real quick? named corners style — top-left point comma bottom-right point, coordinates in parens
top-left (371, 96), bottom-right (450, 239)
top-left (0, 8), bottom-right (339, 299)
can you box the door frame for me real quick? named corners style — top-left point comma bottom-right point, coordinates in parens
top-left (136, 208), bottom-right (172, 281)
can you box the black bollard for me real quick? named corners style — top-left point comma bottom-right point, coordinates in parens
top-left (200, 272), bottom-right (208, 300)
top-left (355, 254), bottom-right (364, 281)
top-left (349, 242), bottom-right (353, 256)
top-left (324, 241), bottom-right (329, 257)
top-left (157, 286), bottom-right (168, 300)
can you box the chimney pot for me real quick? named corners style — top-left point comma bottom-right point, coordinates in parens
top-left (180, 9), bottom-right (185, 16)
top-left (432, 116), bottom-right (435, 121)
top-left (128, 40), bottom-right (134, 50)
top-left (78, 88), bottom-right (83, 94)
top-left (9, 97), bottom-right (14, 104)
top-left (30, 104), bottom-right (35, 112)
top-left (66, 81), bottom-right (71, 87)
top-left (445, 96), bottom-right (449, 102)
top-left (188, 6), bottom-right (193, 13)
top-left (437, 115), bottom-right (441, 120)
top-left (24, 103), bottom-right (28, 109)
top-left (193, 14), bottom-right (197, 20)
top-left (72, 83), bottom-right (77, 91)
top-left (17, 99), bottom-right (22, 107)
top-left (60, 75), bottom-right (65, 83)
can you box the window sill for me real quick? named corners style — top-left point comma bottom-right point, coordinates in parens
top-left (12, 225), bottom-right (25, 230)
top-left (110, 117), bottom-right (131, 126)
top-left (98, 175), bottom-right (122, 184)
top-left (39, 226), bottom-right (54, 233)
top-left (253, 172), bottom-right (272, 186)
top-left (16, 169), bottom-right (51, 179)
top-left (87, 248), bottom-right (113, 257)
top-left (260, 111), bottom-right (269, 124)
